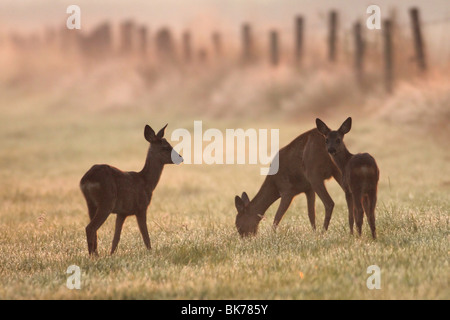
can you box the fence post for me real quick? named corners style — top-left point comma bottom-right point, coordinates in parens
top-left (270, 30), bottom-right (279, 66)
top-left (82, 22), bottom-right (112, 58)
top-left (212, 31), bottom-right (222, 57)
top-left (137, 26), bottom-right (148, 56)
top-left (383, 19), bottom-right (393, 93)
top-left (409, 7), bottom-right (427, 72)
top-left (353, 21), bottom-right (364, 84)
top-left (182, 31), bottom-right (192, 63)
top-left (44, 27), bottom-right (57, 47)
top-left (242, 23), bottom-right (253, 62)
top-left (295, 16), bottom-right (304, 64)
top-left (328, 10), bottom-right (338, 62)
top-left (198, 48), bottom-right (207, 63)
top-left (120, 20), bottom-right (135, 54)
top-left (59, 25), bottom-right (79, 54)
top-left (155, 27), bottom-right (175, 62)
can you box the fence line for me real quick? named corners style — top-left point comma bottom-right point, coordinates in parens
top-left (3, 7), bottom-right (449, 93)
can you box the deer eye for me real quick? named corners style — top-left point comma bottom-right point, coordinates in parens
top-left (325, 138), bottom-right (329, 143)
top-left (336, 139), bottom-right (341, 144)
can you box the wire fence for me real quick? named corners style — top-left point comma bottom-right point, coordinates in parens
top-left (1, 7), bottom-right (449, 93)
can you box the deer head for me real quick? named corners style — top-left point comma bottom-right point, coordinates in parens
top-left (316, 117), bottom-right (352, 156)
top-left (144, 124), bottom-right (183, 165)
top-left (234, 192), bottom-right (263, 237)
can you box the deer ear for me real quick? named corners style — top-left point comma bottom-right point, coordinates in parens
top-left (235, 196), bottom-right (245, 213)
top-left (144, 125), bottom-right (157, 142)
top-left (338, 117), bottom-right (352, 135)
top-left (316, 118), bottom-right (331, 136)
top-left (241, 192), bottom-right (250, 206)
top-left (156, 124), bottom-right (168, 139)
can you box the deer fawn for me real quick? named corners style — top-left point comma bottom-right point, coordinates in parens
top-left (80, 124), bottom-right (183, 255)
top-left (316, 117), bottom-right (379, 238)
top-left (235, 128), bottom-right (349, 237)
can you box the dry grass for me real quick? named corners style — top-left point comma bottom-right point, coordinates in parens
top-left (0, 98), bottom-right (448, 299)
top-left (0, 28), bottom-right (449, 299)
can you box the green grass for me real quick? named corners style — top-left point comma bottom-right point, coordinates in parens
top-left (0, 104), bottom-right (448, 300)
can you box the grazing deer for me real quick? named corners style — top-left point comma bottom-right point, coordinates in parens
top-left (235, 128), bottom-right (350, 237)
top-left (80, 124), bottom-right (183, 255)
top-left (316, 117), bottom-right (379, 238)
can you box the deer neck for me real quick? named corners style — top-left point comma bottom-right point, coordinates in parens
top-left (140, 151), bottom-right (164, 191)
top-left (248, 181), bottom-right (279, 218)
top-left (331, 146), bottom-right (353, 175)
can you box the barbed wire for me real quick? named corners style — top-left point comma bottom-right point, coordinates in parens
top-left (2, 14), bottom-right (449, 51)
top-left (420, 17), bottom-right (450, 26)
top-left (169, 15), bottom-right (450, 38)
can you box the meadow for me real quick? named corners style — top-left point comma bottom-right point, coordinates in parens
top-left (0, 0), bottom-right (449, 298)
top-left (0, 81), bottom-right (448, 299)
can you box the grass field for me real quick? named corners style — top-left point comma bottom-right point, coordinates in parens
top-left (0, 92), bottom-right (448, 299)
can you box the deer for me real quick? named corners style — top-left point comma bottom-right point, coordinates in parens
top-left (235, 128), bottom-right (353, 237)
top-left (80, 124), bottom-right (183, 255)
top-left (315, 117), bottom-right (379, 239)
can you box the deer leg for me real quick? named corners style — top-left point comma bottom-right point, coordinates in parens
top-left (110, 214), bottom-right (126, 255)
top-left (86, 199), bottom-right (97, 221)
top-left (345, 191), bottom-right (354, 235)
top-left (305, 188), bottom-right (316, 230)
top-left (332, 167), bottom-right (354, 235)
top-left (273, 194), bottom-right (294, 229)
top-left (84, 199), bottom-right (98, 252)
top-left (370, 191), bottom-right (377, 238)
top-left (310, 179), bottom-right (334, 231)
top-left (136, 212), bottom-right (151, 250)
top-left (86, 206), bottom-right (112, 255)
top-left (352, 190), bottom-right (364, 237)
top-left (364, 192), bottom-right (377, 239)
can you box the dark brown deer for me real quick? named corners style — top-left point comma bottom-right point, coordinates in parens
top-left (80, 124), bottom-right (183, 255)
top-left (316, 117), bottom-right (379, 238)
top-left (235, 128), bottom-right (352, 237)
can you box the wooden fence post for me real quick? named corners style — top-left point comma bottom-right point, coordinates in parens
top-left (212, 31), bottom-right (222, 57)
top-left (295, 16), bottom-right (304, 64)
top-left (182, 31), bottom-right (192, 62)
top-left (383, 19), bottom-right (393, 93)
top-left (353, 21), bottom-right (364, 84)
top-left (198, 48), bottom-right (207, 63)
top-left (120, 20), bottom-right (135, 54)
top-left (155, 27), bottom-right (175, 61)
top-left (409, 7), bottom-right (427, 71)
top-left (59, 25), bottom-right (79, 54)
top-left (81, 22), bottom-right (112, 58)
top-left (242, 23), bottom-right (253, 62)
top-left (328, 10), bottom-right (338, 62)
top-left (137, 26), bottom-right (148, 56)
top-left (44, 27), bottom-right (57, 47)
top-left (270, 30), bottom-right (279, 66)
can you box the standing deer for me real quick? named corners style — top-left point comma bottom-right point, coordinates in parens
top-left (235, 128), bottom-right (351, 237)
top-left (316, 117), bottom-right (379, 238)
top-left (80, 124), bottom-right (183, 255)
